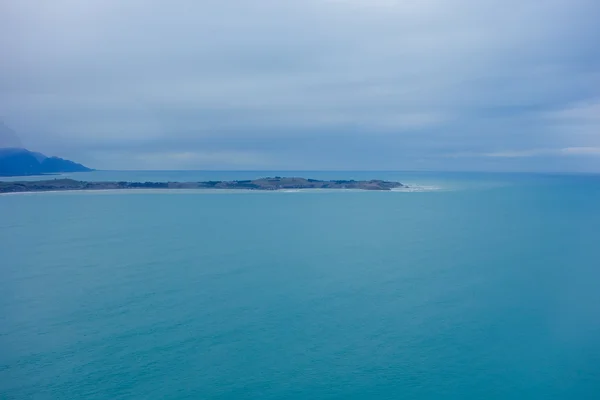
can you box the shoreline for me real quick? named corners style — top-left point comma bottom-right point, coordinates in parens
top-left (0, 186), bottom-right (442, 196)
top-left (0, 188), bottom-right (403, 196)
top-left (0, 177), bottom-right (407, 194)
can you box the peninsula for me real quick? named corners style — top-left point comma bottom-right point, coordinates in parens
top-left (0, 177), bottom-right (406, 194)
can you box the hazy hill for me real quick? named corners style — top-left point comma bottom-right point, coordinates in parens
top-left (0, 148), bottom-right (93, 176)
top-left (0, 122), bottom-right (23, 148)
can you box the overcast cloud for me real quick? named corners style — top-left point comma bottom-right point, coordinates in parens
top-left (1, 0), bottom-right (599, 170)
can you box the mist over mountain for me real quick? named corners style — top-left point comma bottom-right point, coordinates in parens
top-left (0, 121), bottom-right (92, 176)
top-left (0, 121), bottom-right (23, 148)
top-left (0, 148), bottom-right (93, 176)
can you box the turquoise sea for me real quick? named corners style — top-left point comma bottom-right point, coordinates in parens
top-left (1, 171), bottom-right (600, 399)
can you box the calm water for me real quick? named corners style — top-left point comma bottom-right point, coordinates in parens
top-left (1, 172), bottom-right (600, 399)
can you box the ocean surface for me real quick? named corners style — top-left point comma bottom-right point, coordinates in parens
top-left (1, 171), bottom-right (600, 399)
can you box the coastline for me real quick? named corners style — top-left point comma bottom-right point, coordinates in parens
top-left (0, 186), bottom-right (443, 196)
top-left (0, 188), bottom-right (407, 196)
top-left (0, 177), bottom-right (407, 194)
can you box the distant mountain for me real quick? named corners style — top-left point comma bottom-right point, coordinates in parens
top-left (0, 122), bottom-right (23, 148)
top-left (0, 148), bottom-right (93, 176)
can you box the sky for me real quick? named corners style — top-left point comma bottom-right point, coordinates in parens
top-left (1, 0), bottom-right (599, 171)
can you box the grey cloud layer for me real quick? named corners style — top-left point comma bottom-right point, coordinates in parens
top-left (1, 0), bottom-right (599, 170)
